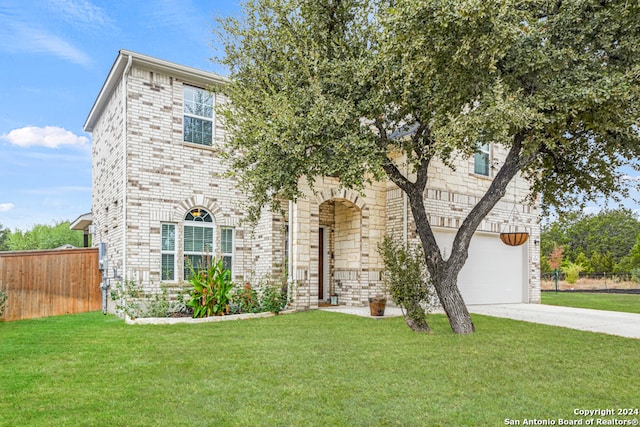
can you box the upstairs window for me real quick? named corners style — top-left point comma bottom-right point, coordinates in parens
top-left (474, 142), bottom-right (490, 176)
top-left (183, 85), bottom-right (214, 146)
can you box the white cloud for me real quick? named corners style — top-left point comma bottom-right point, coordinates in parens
top-left (0, 203), bottom-right (16, 213)
top-left (1, 126), bottom-right (89, 149)
top-left (25, 28), bottom-right (93, 66)
top-left (0, 6), bottom-right (92, 66)
top-left (47, 0), bottom-right (115, 31)
top-left (151, 0), bottom-right (208, 44)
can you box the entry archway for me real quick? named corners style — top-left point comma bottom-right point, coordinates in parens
top-left (316, 191), bottom-right (366, 303)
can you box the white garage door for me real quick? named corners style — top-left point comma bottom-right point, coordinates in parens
top-left (434, 230), bottom-right (527, 305)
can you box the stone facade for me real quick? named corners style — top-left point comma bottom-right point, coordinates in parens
top-left (85, 50), bottom-right (540, 314)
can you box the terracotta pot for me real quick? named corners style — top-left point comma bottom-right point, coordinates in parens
top-left (368, 297), bottom-right (386, 316)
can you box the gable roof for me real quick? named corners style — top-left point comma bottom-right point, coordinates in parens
top-left (84, 49), bottom-right (228, 132)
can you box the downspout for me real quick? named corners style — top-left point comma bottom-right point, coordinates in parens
top-left (403, 161), bottom-right (408, 246)
top-left (121, 54), bottom-right (132, 303)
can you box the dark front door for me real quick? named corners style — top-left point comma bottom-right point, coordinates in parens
top-left (318, 228), bottom-right (324, 300)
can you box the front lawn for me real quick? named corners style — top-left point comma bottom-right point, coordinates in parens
top-left (542, 291), bottom-right (640, 314)
top-left (1, 311), bottom-right (638, 426)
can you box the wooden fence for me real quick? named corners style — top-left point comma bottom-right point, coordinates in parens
top-left (0, 248), bottom-right (102, 322)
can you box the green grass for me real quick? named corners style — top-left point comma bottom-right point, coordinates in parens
top-left (1, 311), bottom-right (639, 426)
top-left (542, 291), bottom-right (640, 314)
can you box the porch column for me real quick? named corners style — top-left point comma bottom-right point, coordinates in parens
top-left (290, 198), bottom-right (313, 310)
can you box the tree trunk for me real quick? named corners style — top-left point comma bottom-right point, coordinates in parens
top-left (403, 301), bottom-right (432, 333)
top-left (404, 314), bottom-right (432, 333)
top-left (405, 185), bottom-right (475, 334)
top-left (433, 272), bottom-right (475, 334)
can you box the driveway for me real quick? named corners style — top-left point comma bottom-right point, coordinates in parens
top-left (321, 303), bottom-right (640, 339)
top-left (468, 303), bottom-right (640, 339)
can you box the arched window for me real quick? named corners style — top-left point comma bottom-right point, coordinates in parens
top-left (183, 208), bottom-right (214, 279)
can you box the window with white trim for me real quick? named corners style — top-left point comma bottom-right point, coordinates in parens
top-left (474, 142), bottom-right (490, 176)
top-left (183, 208), bottom-right (214, 279)
top-left (161, 223), bottom-right (176, 281)
top-left (220, 227), bottom-right (234, 274)
top-left (183, 85), bottom-right (214, 146)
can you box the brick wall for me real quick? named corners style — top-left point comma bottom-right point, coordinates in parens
top-left (91, 62), bottom-right (257, 297)
top-left (91, 75), bottom-right (125, 281)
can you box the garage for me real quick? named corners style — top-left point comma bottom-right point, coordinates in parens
top-left (434, 229), bottom-right (528, 305)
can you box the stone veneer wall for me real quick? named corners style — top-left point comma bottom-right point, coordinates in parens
top-left (89, 53), bottom-right (539, 311)
top-left (289, 178), bottom-right (388, 309)
top-left (249, 205), bottom-right (289, 284)
top-left (385, 149), bottom-right (541, 304)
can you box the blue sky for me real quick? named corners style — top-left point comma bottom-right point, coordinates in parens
top-left (0, 0), bottom-right (638, 231)
top-left (0, 0), bottom-right (239, 230)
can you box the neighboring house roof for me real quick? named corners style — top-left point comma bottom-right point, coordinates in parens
top-left (84, 49), bottom-right (229, 132)
top-left (70, 212), bottom-right (93, 231)
top-left (56, 244), bottom-right (77, 250)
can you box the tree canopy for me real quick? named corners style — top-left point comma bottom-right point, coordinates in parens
top-left (0, 223), bottom-right (9, 251)
top-left (541, 209), bottom-right (640, 273)
top-left (2, 221), bottom-right (84, 251)
top-left (217, 0), bottom-right (640, 333)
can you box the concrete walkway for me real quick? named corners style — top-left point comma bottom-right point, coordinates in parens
top-left (320, 303), bottom-right (640, 339)
top-left (319, 305), bottom-right (406, 318)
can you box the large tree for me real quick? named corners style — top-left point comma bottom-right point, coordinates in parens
top-left (217, 0), bottom-right (640, 333)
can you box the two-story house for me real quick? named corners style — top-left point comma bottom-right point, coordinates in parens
top-left (75, 49), bottom-right (540, 312)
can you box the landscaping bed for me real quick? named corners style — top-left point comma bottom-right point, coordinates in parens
top-left (541, 276), bottom-right (640, 293)
top-left (126, 309), bottom-right (296, 325)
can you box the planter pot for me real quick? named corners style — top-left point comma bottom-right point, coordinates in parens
top-left (330, 294), bottom-right (339, 305)
top-left (368, 297), bottom-right (387, 316)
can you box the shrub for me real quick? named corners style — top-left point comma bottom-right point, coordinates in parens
top-left (185, 257), bottom-right (233, 317)
top-left (110, 281), bottom-right (185, 318)
top-left (110, 279), bottom-right (147, 319)
top-left (378, 236), bottom-right (434, 332)
top-left (231, 282), bottom-right (260, 314)
top-left (146, 285), bottom-right (187, 318)
top-left (561, 262), bottom-right (583, 284)
top-left (257, 280), bottom-right (288, 314)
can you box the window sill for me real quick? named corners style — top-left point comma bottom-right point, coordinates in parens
top-left (182, 141), bottom-right (221, 153)
top-left (470, 172), bottom-right (493, 181)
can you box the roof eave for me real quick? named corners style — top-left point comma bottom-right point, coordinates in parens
top-left (83, 49), bottom-right (229, 133)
